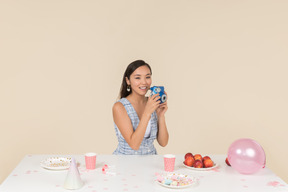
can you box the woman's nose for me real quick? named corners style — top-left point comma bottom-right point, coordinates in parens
top-left (141, 78), bottom-right (147, 84)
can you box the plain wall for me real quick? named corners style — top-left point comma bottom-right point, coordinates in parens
top-left (1, 0), bottom-right (287, 183)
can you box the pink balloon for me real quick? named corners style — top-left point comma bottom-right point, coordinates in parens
top-left (228, 138), bottom-right (266, 174)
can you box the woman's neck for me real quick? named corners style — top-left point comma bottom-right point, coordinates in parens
top-left (126, 92), bottom-right (147, 104)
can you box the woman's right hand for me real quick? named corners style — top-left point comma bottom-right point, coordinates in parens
top-left (143, 94), bottom-right (161, 116)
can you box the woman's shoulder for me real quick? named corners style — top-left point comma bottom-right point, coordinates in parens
top-left (115, 98), bottom-right (129, 105)
top-left (113, 102), bottom-right (124, 112)
top-left (113, 98), bottom-right (131, 117)
top-left (113, 98), bottom-right (128, 110)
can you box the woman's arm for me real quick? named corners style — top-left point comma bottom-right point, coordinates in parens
top-left (113, 95), bottom-right (160, 150)
top-left (113, 103), bottom-right (150, 150)
top-left (157, 115), bottom-right (169, 147)
top-left (156, 102), bottom-right (169, 147)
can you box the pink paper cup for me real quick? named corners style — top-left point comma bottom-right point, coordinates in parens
top-left (164, 154), bottom-right (175, 172)
top-left (85, 153), bottom-right (97, 170)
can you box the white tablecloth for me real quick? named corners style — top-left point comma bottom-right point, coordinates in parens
top-left (0, 154), bottom-right (287, 192)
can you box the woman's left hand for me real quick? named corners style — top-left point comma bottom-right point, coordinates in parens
top-left (156, 92), bottom-right (168, 117)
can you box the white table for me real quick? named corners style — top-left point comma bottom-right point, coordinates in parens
top-left (0, 154), bottom-right (287, 192)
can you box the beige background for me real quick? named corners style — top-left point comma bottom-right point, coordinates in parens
top-left (0, 0), bottom-right (287, 184)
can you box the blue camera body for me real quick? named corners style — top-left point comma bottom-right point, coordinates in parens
top-left (150, 86), bottom-right (167, 104)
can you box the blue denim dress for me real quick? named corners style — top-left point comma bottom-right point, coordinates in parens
top-left (113, 98), bottom-right (158, 155)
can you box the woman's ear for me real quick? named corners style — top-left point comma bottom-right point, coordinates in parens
top-left (125, 77), bottom-right (130, 86)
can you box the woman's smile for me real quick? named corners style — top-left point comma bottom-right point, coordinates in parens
top-left (139, 86), bottom-right (148, 91)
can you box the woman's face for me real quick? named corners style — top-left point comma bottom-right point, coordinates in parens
top-left (126, 65), bottom-right (152, 96)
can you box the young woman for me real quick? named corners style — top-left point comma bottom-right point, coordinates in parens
top-left (113, 60), bottom-right (169, 155)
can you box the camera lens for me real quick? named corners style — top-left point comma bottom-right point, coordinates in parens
top-left (161, 95), bottom-right (167, 103)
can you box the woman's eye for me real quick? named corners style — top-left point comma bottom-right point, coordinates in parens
top-left (146, 76), bottom-right (151, 79)
top-left (135, 77), bottom-right (140, 79)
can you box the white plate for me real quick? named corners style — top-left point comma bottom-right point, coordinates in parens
top-left (183, 162), bottom-right (218, 171)
top-left (155, 173), bottom-right (197, 189)
top-left (40, 157), bottom-right (72, 170)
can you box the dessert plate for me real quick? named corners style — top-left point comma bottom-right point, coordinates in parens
top-left (155, 172), bottom-right (197, 189)
top-left (183, 162), bottom-right (218, 171)
top-left (40, 157), bottom-right (72, 170)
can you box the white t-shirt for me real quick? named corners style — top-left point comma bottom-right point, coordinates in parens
top-left (144, 119), bottom-right (152, 138)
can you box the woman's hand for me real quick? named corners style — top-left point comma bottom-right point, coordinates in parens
top-left (156, 92), bottom-right (168, 118)
top-left (143, 94), bottom-right (161, 117)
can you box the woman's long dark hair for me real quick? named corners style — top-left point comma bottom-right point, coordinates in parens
top-left (119, 60), bottom-right (152, 99)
